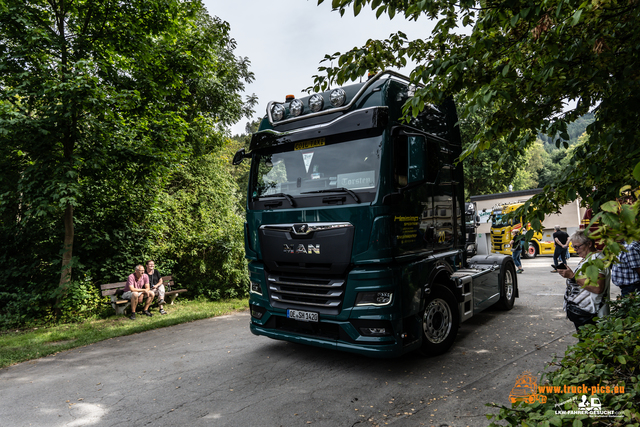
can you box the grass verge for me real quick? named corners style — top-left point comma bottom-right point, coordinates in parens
top-left (0, 298), bottom-right (249, 369)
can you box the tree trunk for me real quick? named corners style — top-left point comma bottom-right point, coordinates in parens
top-left (56, 203), bottom-right (74, 314)
top-left (55, 1), bottom-right (73, 315)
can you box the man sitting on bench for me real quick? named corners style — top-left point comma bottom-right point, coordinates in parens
top-left (122, 265), bottom-right (154, 320)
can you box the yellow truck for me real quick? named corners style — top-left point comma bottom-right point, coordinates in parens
top-left (490, 202), bottom-right (576, 258)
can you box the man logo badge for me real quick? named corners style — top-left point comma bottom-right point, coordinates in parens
top-left (292, 223), bottom-right (310, 235)
top-left (283, 243), bottom-right (320, 254)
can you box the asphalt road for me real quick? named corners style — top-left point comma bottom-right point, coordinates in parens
top-left (0, 256), bottom-right (620, 427)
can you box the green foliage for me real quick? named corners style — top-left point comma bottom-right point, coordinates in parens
top-left (312, 0), bottom-right (640, 211)
top-left (538, 145), bottom-right (573, 189)
top-left (0, 0), bottom-right (255, 326)
top-left (539, 113), bottom-right (595, 147)
top-left (511, 140), bottom-right (545, 191)
top-left (226, 121), bottom-right (259, 211)
top-left (0, 291), bottom-right (49, 330)
top-left (0, 261), bottom-right (102, 329)
top-left (152, 147), bottom-right (249, 300)
top-left (487, 294), bottom-right (640, 426)
top-left (54, 277), bottom-right (104, 324)
top-left (457, 93), bottom-right (526, 196)
top-left (578, 184), bottom-right (640, 286)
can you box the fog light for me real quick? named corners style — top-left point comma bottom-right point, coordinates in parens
top-left (359, 327), bottom-right (390, 336)
top-left (308, 94), bottom-right (324, 112)
top-left (250, 304), bottom-right (266, 319)
top-left (355, 291), bottom-right (393, 306)
top-left (250, 281), bottom-right (262, 295)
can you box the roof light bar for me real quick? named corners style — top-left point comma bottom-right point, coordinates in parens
top-left (265, 70), bottom-right (424, 125)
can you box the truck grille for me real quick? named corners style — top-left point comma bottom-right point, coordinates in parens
top-left (267, 274), bottom-right (345, 315)
top-left (492, 234), bottom-right (505, 251)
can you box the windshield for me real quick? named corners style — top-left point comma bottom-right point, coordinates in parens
top-left (491, 211), bottom-right (511, 228)
top-left (251, 136), bottom-right (382, 200)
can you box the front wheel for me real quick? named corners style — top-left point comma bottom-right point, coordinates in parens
top-left (419, 285), bottom-right (459, 356)
top-left (496, 261), bottom-right (517, 310)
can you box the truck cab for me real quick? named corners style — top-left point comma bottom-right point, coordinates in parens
top-left (234, 71), bottom-right (517, 357)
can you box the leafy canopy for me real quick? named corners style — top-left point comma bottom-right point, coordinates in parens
top-left (312, 0), bottom-right (640, 213)
top-left (0, 0), bottom-right (255, 323)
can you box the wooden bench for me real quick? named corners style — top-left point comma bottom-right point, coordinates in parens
top-left (100, 276), bottom-right (187, 315)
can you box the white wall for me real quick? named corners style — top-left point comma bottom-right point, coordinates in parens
top-left (470, 190), bottom-right (586, 254)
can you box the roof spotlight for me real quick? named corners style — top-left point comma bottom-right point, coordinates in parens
top-left (308, 94), bottom-right (324, 113)
top-left (289, 99), bottom-right (303, 117)
top-left (271, 103), bottom-right (285, 121)
top-left (330, 88), bottom-right (347, 107)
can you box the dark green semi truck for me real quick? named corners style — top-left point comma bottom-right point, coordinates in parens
top-left (233, 71), bottom-right (517, 358)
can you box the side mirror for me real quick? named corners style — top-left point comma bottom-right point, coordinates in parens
top-left (232, 148), bottom-right (247, 165)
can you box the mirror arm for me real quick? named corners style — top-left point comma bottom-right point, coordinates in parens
top-left (232, 148), bottom-right (249, 165)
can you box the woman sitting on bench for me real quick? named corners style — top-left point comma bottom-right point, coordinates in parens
top-left (146, 260), bottom-right (167, 315)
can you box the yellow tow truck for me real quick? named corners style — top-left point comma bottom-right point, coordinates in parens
top-left (490, 202), bottom-right (575, 258)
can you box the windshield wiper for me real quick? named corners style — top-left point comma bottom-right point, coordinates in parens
top-left (258, 193), bottom-right (296, 207)
top-left (302, 188), bottom-right (361, 204)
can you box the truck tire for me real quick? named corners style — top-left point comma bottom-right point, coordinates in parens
top-left (526, 242), bottom-right (538, 258)
top-left (419, 285), bottom-right (459, 356)
top-left (496, 260), bottom-right (517, 310)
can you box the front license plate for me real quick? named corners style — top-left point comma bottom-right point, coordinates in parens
top-left (287, 309), bottom-right (318, 322)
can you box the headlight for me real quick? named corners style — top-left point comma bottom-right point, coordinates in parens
top-left (355, 291), bottom-right (393, 306)
top-left (308, 94), bottom-right (324, 112)
top-left (250, 281), bottom-right (262, 295)
top-left (271, 103), bottom-right (285, 121)
top-left (289, 99), bottom-right (303, 117)
top-left (330, 88), bottom-right (346, 107)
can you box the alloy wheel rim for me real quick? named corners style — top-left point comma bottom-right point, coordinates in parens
top-left (505, 269), bottom-right (514, 300)
top-left (423, 298), bottom-right (452, 344)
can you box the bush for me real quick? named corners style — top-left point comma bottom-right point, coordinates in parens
top-left (487, 294), bottom-right (640, 426)
top-left (0, 291), bottom-right (45, 329)
top-left (152, 148), bottom-right (249, 300)
top-left (55, 277), bottom-right (104, 323)
top-left (0, 139), bottom-right (249, 329)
